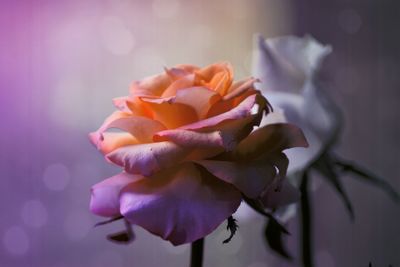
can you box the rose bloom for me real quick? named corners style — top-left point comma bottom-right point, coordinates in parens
top-left (89, 62), bottom-right (307, 245)
top-left (253, 35), bottom-right (340, 174)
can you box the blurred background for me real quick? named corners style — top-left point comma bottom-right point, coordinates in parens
top-left (0, 0), bottom-right (399, 266)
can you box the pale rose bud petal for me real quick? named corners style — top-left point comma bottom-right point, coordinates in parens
top-left (253, 35), bottom-right (341, 173)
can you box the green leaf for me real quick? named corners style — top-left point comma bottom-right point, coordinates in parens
top-left (243, 195), bottom-right (291, 259)
top-left (264, 217), bottom-right (292, 259)
top-left (334, 156), bottom-right (400, 202)
top-left (313, 154), bottom-right (354, 220)
top-left (106, 219), bottom-right (134, 244)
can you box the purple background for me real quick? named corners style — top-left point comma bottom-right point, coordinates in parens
top-left (0, 0), bottom-right (399, 266)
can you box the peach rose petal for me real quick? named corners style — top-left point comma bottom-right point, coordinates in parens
top-left (260, 178), bottom-right (300, 210)
top-left (106, 141), bottom-right (190, 176)
top-left (194, 160), bottom-right (277, 198)
top-left (112, 96), bottom-right (151, 117)
top-left (90, 172), bottom-right (142, 217)
top-left (223, 77), bottom-right (259, 101)
top-left (174, 87), bottom-right (221, 119)
top-left (130, 72), bottom-right (172, 97)
top-left (89, 132), bottom-right (138, 155)
top-left (154, 130), bottom-right (224, 148)
top-left (207, 88), bottom-right (259, 117)
top-left (179, 94), bottom-right (265, 131)
top-left (155, 115), bottom-right (261, 151)
top-left (119, 163), bottom-right (242, 245)
top-left (89, 111), bottom-right (167, 154)
top-left (139, 97), bottom-right (198, 129)
top-left (161, 74), bottom-right (196, 98)
top-left (196, 63), bottom-right (233, 96)
top-left (233, 123), bottom-right (308, 160)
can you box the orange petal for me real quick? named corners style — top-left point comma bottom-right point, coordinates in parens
top-left (174, 86), bottom-right (221, 119)
top-left (161, 74), bottom-right (196, 98)
top-left (89, 111), bottom-right (166, 146)
top-left (89, 132), bottom-right (138, 155)
top-left (139, 96), bottom-right (198, 129)
top-left (130, 72), bottom-right (172, 97)
top-left (196, 62), bottom-right (233, 95)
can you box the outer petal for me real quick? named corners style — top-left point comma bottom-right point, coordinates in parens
top-left (194, 160), bottom-right (276, 198)
top-left (119, 163), bottom-right (242, 245)
top-left (154, 115), bottom-right (261, 151)
top-left (232, 123), bottom-right (308, 160)
top-left (89, 132), bottom-right (138, 155)
top-left (252, 34), bottom-right (332, 94)
top-left (260, 178), bottom-right (300, 210)
top-left (179, 94), bottom-right (266, 131)
top-left (106, 141), bottom-right (190, 176)
top-left (223, 77), bottom-right (259, 101)
top-left (90, 172), bottom-right (142, 217)
top-left (89, 111), bottom-right (167, 154)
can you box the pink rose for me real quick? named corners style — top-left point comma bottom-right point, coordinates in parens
top-left (89, 62), bottom-right (307, 245)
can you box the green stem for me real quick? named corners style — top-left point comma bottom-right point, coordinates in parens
top-left (300, 171), bottom-right (314, 267)
top-left (190, 238), bottom-right (204, 267)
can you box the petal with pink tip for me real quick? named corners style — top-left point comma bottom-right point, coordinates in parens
top-left (194, 160), bottom-right (277, 198)
top-left (119, 163), bottom-right (241, 245)
top-left (154, 115), bottom-right (260, 152)
top-left (90, 172), bottom-right (142, 217)
top-left (223, 77), bottom-right (259, 101)
top-left (106, 141), bottom-right (190, 176)
top-left (89, 111), bottom-right (167, 153)
top-left (232, 123), bottom-right (308, 160)
top-left (89, 132), bottom-right (138, 155)
top-left (179, 94), bottom-right (266, 131)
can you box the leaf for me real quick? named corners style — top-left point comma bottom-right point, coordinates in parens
top-left (299, 171), bottom-right (314, 267)
top-left (222, 216), bottom-right (238, 244)
top-left (243, 195), bottom-right (289, 234)
top-left (106, 219), bottom-right (134, 244)
top-left (94, 215), bottom-right (123, 227)
top-left (313, 154), bottom-right (354, 220)
top-left (264, 217), bottom-right (292, 259)
top-left (107, 231), bottom-right (132, 243)
top-left (243, 195), bottom-right (291, 259)
top-left (334, 156), bottom-right (400, 202)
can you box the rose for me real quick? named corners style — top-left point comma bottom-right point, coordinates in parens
top-left (89, 62), bottom-right (307, 245)
top-left (252, 34), bottom-right (340, 174)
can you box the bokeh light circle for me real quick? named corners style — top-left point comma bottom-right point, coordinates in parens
top-left (3, 226), bottom-right (30, 256)
top-left (43, 163), bottom-right (71, 191)
top-left (20, 199), bottom-right (48, 228)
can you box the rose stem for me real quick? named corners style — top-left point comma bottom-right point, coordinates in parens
top-left (190, 238), bottom-right (204, 267)
top-left (300, 171), bottom-right (314, 267)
